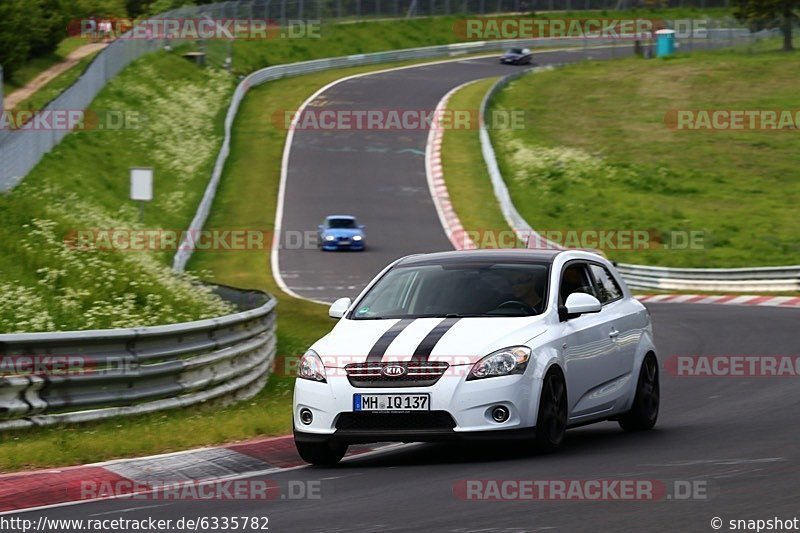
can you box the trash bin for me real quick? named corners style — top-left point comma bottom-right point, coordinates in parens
top-left (655, 29), bottom-right (676, 58)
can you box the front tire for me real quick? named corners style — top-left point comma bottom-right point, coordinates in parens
top-left (618, 353), bottom-right (659, 431)
top-left (534, 369), bottom-right (568, 452)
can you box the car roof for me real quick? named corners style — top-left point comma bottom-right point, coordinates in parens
top-left (326, 215), bottom-right (356, 219)
top-left (396, 248), bottom-right (563, 266)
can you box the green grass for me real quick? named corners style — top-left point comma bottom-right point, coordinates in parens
top-left (440, 75), bottom-right (798, 298)
top-left (489, 45), bottom-right (800, 268)
top-left (0, 52), bottom-right (237, 332)
top-left (0, 57), bottom-right (488, 471)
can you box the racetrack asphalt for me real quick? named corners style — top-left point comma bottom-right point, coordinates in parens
top-left (13, 41), bottom-right (798, 532)
top-left (15, 303), bottom-right (800, 532)
top-left (276, 46), bottom-right (641, 303)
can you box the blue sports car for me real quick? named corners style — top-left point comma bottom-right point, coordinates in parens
top-left (317, 215), bottom-right (366, 251)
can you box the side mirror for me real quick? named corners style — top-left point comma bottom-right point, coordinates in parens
top-left (358, 225), bottom-right (365, 230)
top-left (559, 293), bottom-right (602, 321)
top-left (329, 297), bottom-right (351, 319)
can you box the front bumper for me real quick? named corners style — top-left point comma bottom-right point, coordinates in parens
top-left (294, 425), bottom-right (537, 445)
top-left (293, 369), bottom-right (542, 444)
top-left (320, 240), bottom-right (365, 251)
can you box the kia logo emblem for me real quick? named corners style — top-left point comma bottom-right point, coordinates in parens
top-left (381, 365), bottom-right (406, 377)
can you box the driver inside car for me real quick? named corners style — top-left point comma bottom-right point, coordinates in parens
top-left (501, 270), bottom-right (544, 313)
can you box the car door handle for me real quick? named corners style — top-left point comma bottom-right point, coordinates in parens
top-left (608, 328), bottom-right (620, 339)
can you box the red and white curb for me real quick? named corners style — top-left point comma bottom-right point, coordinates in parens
top-left (637, 294), bottom-right (800, 308)
top-left (425, 81), bottom-right (479, 251)
top-left (0, 435), bottom-right (388, 514)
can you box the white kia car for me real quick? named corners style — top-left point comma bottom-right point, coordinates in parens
top-left (293, 249), bottom-right (659, 465)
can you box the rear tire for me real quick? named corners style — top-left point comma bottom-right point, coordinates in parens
top-left (294, 434), bottom-right (347, 466)
top-left (534, 369), bottom-right (568, 452)
top-left (618, 353), bottom-right (659, 432)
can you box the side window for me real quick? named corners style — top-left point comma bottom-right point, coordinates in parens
top-left (589, 264), bottom-right (623, 304)
top-left (559, 263), bottom-right (595, 303)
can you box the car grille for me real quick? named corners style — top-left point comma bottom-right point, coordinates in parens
top-left (344, 361), bottom-right (449, 388)
top-left (335, 411), bottom-right (456, 432)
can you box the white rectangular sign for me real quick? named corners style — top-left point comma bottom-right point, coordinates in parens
top-left (130, 167), bottom-right (153, 201)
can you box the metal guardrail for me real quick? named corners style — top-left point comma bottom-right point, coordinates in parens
top-left (172, 35), bottom-right (607, 272)
top-left (0, 288), bottom-right (277, 431)
top-left (477, 61), bottom-right (799, 293)
top-left (615, 264), bottom-right (800, 292)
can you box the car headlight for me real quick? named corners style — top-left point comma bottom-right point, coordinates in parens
top-left (468, 346), bottom-right (531, 380)
top-left (298, 349), bottom-right (327, 382)
top-left (352, 235), bottom-right (363, 241)
top-left (324, 235), bottom-right (336, 241)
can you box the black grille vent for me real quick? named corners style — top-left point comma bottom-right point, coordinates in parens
top-left (335, 411), bottom-right (457, 431)
top-left (345, 361), bottom-right (449, 388)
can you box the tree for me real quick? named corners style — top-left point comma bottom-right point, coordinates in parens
top-left (735, 0), bottom-right (799, 51)
top-left (0, 0), bottom-right (32, 80)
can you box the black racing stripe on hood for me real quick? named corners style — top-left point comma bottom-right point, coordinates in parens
top-left (365, 318), bottom-right (415, 362)
top-left (410, 317), bottom-right (462, 362)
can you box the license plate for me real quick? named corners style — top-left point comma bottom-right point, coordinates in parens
top-left (339, 239), bottom-right (351, 245)
top-left (353, 393), bottom-right (430, 412)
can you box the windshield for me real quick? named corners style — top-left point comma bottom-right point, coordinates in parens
top-left (327, 218), bottom-right (357, 229)
top-left (509, 48), bottom-right (523, 54)
top-left (350, 261), bottom-right (549, 319)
